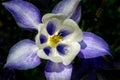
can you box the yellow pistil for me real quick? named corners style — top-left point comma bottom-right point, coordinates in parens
top-left (49, 35), bottom-right (62, 47)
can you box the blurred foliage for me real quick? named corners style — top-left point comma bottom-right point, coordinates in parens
top-left (0, 0), bottom-right (120, 80)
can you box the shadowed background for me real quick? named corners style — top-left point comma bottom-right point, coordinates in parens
top-left (0, 0), bottom-right (120, 80)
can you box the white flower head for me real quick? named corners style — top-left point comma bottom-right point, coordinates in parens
top-left (36, 13), bottom-right (83, 65)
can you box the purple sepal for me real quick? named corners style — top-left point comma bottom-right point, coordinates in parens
top-left (52, 0), bottom-right (81, 23)
top-left (78, 32), bottom-right (111, 59)
top-left (70, 5), bottom-right (81, 23)
top-left (4, 39), bottom-right (41, 70)
top-left (2, 0), bottom-right (41, 30)
top-left (45, 60), bottom-right (72, 80)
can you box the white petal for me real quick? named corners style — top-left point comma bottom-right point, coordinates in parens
top-left (61, 19), bottom-right (83, 42)
top-left (61, 42), bottom-right (80, 65)
top-left (37, 49), bottom-right (62, 63)
top-left (37, 49), bottom-right (49, 60)
top-left (42, 13), bottom-right (66, 24)
top-left (35, 24), bottom-right (49, 48)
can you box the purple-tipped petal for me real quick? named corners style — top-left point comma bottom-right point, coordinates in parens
top-left (52, 0), bottom-right (81, 23)
top-left (57, 44), bottom-right (68, 55)
top-left (78, 32), bottom-right (111, 59)
top-left (40, 34), bottom-right (47, 44)
top-left (4, 39), bottom-right (41, 70)
top-left (45, 61), bottom-right (72, 80)
top-left (46, 20), bottom-right (56, 35)
top-left (2, 0), bottom-right (41, 30)
top-left (58, 29), bottom-right (72, 38)
top-left (43, 46), bottom-right (52, 56)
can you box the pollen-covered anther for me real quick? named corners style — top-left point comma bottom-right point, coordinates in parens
top-left (48, 35), bottom-right (62, 47)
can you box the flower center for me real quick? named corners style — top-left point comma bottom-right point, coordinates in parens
top-left (49, 35), bottom-right (62, 47)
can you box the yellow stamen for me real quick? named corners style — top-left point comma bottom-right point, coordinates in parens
top-left (48, 35), bottom-right (62, 47)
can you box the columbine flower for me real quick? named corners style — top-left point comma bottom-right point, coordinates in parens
top-left (2, 0), bottom-right (82, 79)
top-left (2, 0), bottom-right (111, 80)
top-left (35, 14), bottom-right (82, 65)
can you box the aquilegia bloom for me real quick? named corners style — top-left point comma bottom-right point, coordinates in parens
top-left (2, 0), bottom-right (111, 80)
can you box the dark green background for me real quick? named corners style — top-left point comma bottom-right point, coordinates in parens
top-left (0, 0), bottom-right (120, 80)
